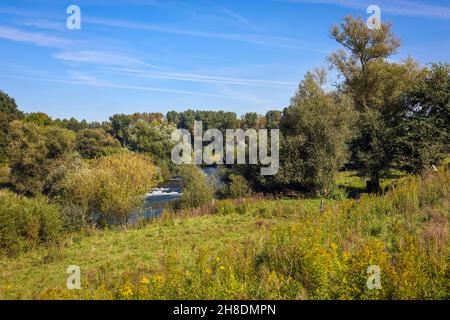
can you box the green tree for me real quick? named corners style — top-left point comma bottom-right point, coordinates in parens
top-left (330, 16), bottom-right (423, 192)
top-left (393, 63), bottom-right (450, 173)
top-left (24, 112), bottom-right (53, 126)
top-left (265, 110), bottom-right (282, 129)
top-left (61, 153), bottom-right (158, 228)
top-left (128, 120), bottom-right (175, 163)
top-left (8, 121), bottom-right (77, 195)
top-left (0, 91), bottom-right (23, 161)
top-left (242, 112), bottom-right (258, 129)
top-left (75, 128), bottom-right (122, 159)
top-left (218, 174), bottom-right (252, 199)
top-left (276, 70), bottom-right (355, 195)
top-left (110, 114), bottom-right (133, 148)
top-left (174, 165), bottom-right (214, 210)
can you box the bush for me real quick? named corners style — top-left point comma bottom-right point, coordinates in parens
top-left (0, 190), bottom-right (62, 255)
top-left (60, 153), bottom-right (158, 228)
top-left (75, 128), bottom-right (122, 159)
top-left (218, 174), bottom-right (252, 199)
top-left (7, 121), bottom-right (77, 195)
top-left (173, 166), bottom-right (214, 210)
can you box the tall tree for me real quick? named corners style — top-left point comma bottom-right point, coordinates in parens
top-left (330, 16), bottom-right (423, 192)
top-left (393, 63), bottom-right (450, 173)
top-left (0, 91), bottom-right (23, 160)
top-left (275, 70), bottom-right (355, 194)
top-left (110, 114), bottom-right (133, 148)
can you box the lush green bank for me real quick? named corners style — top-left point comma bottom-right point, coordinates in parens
top-left (1, 169), bottom-right (448, 300)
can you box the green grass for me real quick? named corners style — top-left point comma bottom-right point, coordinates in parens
top-left (1, 163), bottom-right (449, 300)
top-left (335, 170), bottom-right (403, 197)
top-left (0, 163), bottom-right (10, 188)
top-left (0, 199), bottom-right (322, 299)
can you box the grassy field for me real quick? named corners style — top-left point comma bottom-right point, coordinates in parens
top-left (0, 198), bottom-right (321, 299)
top-left (0, 168), bottom-right (449, 300)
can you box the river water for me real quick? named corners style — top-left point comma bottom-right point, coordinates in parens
top-left (143, 167), bottom-right (220, 218)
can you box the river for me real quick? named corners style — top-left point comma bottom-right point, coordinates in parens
top-left (143, 167), bottom-right (221, 218)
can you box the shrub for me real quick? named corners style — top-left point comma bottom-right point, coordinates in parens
top-left (75, 128), bottom-right (122, 159)
top-left (60, 153), bottom-right (158, 228)
top-left (7, 121), bottom-right (77, 195)
top-left (218, 174), bottom-right (252, 199)
top-left (173, 165), bottom-right (214, 210)
top-left (0, 190), bottom-right (62, 255)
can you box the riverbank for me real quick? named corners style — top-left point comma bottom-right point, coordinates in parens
top-left (1, 168), bottom-right (448, 299)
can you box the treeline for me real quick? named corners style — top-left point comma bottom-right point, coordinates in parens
top-left (0, 16), bottom-right (449, 255)
top-left (1, 16), bottom-right (449, 198)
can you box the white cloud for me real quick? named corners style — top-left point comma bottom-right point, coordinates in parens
top-left (109, 67), bottom-right (298, 87)
top-left (0, 73), bottom-right (223, 97)
top-left (53, 51), bottom-right (153, 67)
top-left (84, 16), bottom-right (323, 51)
top-left (284, 0), bottom-right (450, 19)
top-left (0, 25), bottom-right (73, 48)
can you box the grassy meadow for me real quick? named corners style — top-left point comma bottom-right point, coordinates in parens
top-left (1, 167), bottom-right (448, 300)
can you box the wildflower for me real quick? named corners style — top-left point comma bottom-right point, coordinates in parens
top-left (205, 268), bottom-right (212, 274)
top-left (219, 265), bottom-right (225, 271)
top-left (140, 276), bottom-right (150, 285)
top-left (121, 284), bottom-right (133, 298)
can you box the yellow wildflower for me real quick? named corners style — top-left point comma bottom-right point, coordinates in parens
top-left (140, 276), bottom-right (150, 285)
top-left (121, 284), bottom-right (133, 298)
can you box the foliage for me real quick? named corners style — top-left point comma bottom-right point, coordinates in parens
top-left (0, 190), bottom-right (62, 256)
top-left (330, 16), bottom-right (426, 191)
top-left (15, 168), bottom-right (449, 300)
top-left (53, 117), bottom-right (89, 132)
top-left (24, 112), bottom-right (53, 126)
top-left (128, 120), bottom-right (175, 163)
top-left (218, 174), bottom-right (252, 199)
top-left (166, 110), bottom-right (239, 132)
top-left (265, 110), bottom-right (282, 129)
top-left (393, 63), bottom-right (450, 173)
top-left (173, 165), bottom-right (214, 210)
top-left (75, 128), bottom-right (122, 159)
top-left (7, 121), bottom-right (77, 195)
top-left (109, 114), bottom-right (133, 148)
top-left (60, 153), bottom-right (158, 228)
top-left (275, 69), bottom-right (355, 194)
top-left (0, 90), bottom-right (23, 161)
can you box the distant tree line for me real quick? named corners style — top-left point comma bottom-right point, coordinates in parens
top-left (0, 15), bottom-right (448, 204)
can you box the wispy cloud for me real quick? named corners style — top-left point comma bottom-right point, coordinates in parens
top-left (0, 3), bottom-right (320, 51)
top-left (0, 73), bottom-right (223, 97)
top-left (14, 18), bottom-right (66, 31)
top-left (0, 25), bottom-right (73, 48)
top-left (284, 0), bottom-right (450, 19)
top-left (53, 51), bottom-right (154, 67)
top-left (108, 67), bottom-right (298, 88)
top-left (84, 16), bottom-right (322, 51)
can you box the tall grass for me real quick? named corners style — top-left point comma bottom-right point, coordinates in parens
top-left (36, 169), bottom-right (449, 300)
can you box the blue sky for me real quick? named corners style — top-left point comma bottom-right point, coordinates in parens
top-left (0, 0), bottom-right (449, 121)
